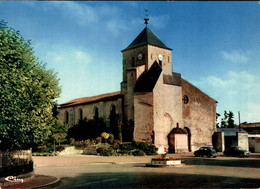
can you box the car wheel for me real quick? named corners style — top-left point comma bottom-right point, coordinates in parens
top-left (207, 154), bottom-right (211, 158)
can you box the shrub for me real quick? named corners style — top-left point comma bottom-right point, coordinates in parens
top-left (112, 140), bottom-right (122, 150)
top-left (0, 161), bottom-right (34, 177)
top-left (56, 145), bottom-right (65, 152)
top-left (114, 140), bottom-right (122, 145)
top-left (132, 149), bottom-right (146, 156)
top-left (73, 140), bottom-right (90, 149)
top-left (117, 150), bottom-right (132, 156)
top-left (132, 141), bottom-right (157, 155)
top-left (69, 138), bottom-right (75, 145)
top-left (97, 147), bottom-right (116, 156)
top-left (108, 134), bottom-right (114, 144)
top-left (90, 139), bottom-right (96, 145)
top-left (96, 137), bottom-right (102, 144)
top-left (67, 118), bottom-right (108, 141)
top-left (120, 143), bottom-right (135, 151)
top-left (101, 132), bottom-right (110, 140)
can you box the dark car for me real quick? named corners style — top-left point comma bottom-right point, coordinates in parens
top-left (224, 146), bottom-right (250, 157)
top-left (194, 146), bottom-right (217, 158)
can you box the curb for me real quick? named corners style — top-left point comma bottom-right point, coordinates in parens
top-left (0, 172), bottom-right (34, 188)
top-left (1, 175), bottom-right (60, 189)
top-left (31, 176), bottom-right (60, 189)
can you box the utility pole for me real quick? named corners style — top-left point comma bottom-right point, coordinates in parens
top-left (238, 111), bottom-right (241, 131)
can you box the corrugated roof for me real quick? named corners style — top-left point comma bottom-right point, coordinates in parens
top-left (217, 128), bottom-right (247, 136)
top-left (59, 91), bottom-right (121, 108)
top-left (242, 127), bottom-right (260, 134)
top-left (122, 27), bottom-right (171, 51)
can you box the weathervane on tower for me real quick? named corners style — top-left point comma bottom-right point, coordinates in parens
top-left (144, 9), bottom-right (149, 26)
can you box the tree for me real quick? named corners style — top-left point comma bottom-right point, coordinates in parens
top-left (227, 111), bottom-right (235, 128)
top-left (0, 20), bottom-right (61, 150)
top-left (109, 106), bottom-right (120, 140)
top-left (220, 110), bottom-right (235, 128)
top-left (67, 118), bottom-right (107, 141)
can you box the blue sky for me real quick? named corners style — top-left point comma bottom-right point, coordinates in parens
top-left (1, 1), bottom-right (260, 124)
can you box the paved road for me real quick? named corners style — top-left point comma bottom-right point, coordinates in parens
top-left (34, 154), bottom-right (260, 188)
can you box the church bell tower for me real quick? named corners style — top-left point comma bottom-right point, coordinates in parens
top-left (120, 18), bottom-right (173, 141)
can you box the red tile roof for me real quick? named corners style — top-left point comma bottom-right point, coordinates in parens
top-left (59, 91), bottom-right (121, 108)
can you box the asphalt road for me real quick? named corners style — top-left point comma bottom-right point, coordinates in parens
top-left (34, 156), bottom-right (260, 188)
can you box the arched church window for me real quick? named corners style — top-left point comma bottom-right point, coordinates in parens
top-left (65, 111), bottom-right (69, 124)
top-left (79, 109), bottom-right (83, 121)
top-left (151, 53), bottom-right (153, 60)
top-left (111, 104), bottom-right (116, 113)
top-left (168, 56), bottom-right (170, 63)
top-left (182, 95), bottom-right (189, 104)
top-left (94, 106), bottom-right (99, 120)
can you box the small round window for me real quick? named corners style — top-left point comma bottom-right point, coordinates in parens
top-left (183, 95), bottom-right (189, 104)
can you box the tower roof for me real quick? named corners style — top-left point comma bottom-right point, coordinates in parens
top-left (122, 27), bottom-right (172, 52)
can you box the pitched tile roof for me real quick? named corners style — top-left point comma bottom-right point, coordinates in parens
top-left (59, 91), bottom-right (121, 108)
top-left (122, 27), bottom-right (171, 51)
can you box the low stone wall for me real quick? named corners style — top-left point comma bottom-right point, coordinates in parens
top-left (0, 149), bottom-right (32, 168)
top-left (58, 146), bottom-right (83, 156)
top-left (0, 149), bottom-right (33, 177)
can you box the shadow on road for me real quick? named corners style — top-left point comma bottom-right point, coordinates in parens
top-left (182, 157), bottom-right (260, 168)
top-left (55, 172), bottom-right (260, 188)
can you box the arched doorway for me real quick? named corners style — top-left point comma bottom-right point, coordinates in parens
top-left (168, 127), bottom-right (188, 153)
top-left (184, 127), bottom-right (191, 152)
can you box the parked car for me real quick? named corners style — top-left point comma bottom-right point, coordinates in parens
top-left (224, 146), bottom-right (250, 157)
top-left (194, 146), bottom-right (217, 158)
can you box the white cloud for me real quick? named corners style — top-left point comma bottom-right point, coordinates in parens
top-left (149, 15), bottom-right (169, 29)
top-left (106, 19), bottom-right (128, 36)
top-left (54, 1), bottom-right (98, 24)
top-left (221, 50), bottom-right (249, 64)
top-left (34, 41), bottom-right (121, 104)
top-left (45, 2), bottom-right (128, 36)
top-left (46, 46), bottom-right (92, 67)
top-left (192, 71), bottom-right (260, 123)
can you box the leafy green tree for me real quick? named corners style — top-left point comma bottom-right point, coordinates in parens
top-left (67, 117), bottom-right (107, 141)
top-left (0, 20), bottom-right (61, 150)
top-left (227, 111), bottom-right (235, 128)
top-left (220, 110), bottom-right (235, 128)
top-left (109, 107), bottom-right (120, 140)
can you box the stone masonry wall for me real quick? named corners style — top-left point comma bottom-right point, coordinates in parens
top-left (147, 45), bottom-right (172, 76)
top-left (153, 75), bottom-right (183, 154)
top-left (134, 92), bottom-right (154, 143)
top-left (59, 98), bottom-right (122, 126)
top-left (182, 78), bottom-right (217, 151)
top-left (237, 132), bottom-right (249, 151)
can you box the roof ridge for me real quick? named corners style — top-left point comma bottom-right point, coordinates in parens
top-left (122, 27), bottom-right (171, 51)
top-left (59, 91), bottom-right (121, 108)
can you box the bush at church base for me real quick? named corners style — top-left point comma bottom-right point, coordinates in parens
top-left (96, 141), bottom-right (157, 156)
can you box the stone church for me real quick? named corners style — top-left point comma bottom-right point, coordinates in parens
top-left (59, 21), bottom-right (217, 154)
